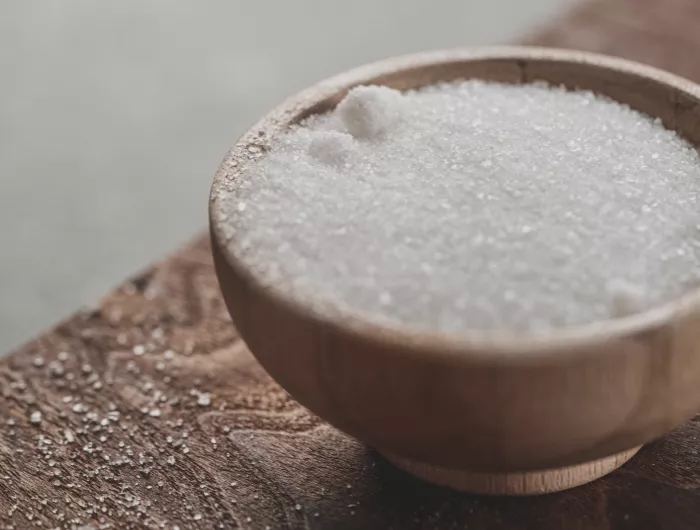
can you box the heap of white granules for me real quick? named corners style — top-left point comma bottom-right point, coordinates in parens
top-left (223, 81), bottom-right (700, 332)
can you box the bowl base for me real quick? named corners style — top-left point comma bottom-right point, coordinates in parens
top-left (382, 446), bottom-right (641, 495)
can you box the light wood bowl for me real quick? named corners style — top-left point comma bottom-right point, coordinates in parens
top-left (209, 47), bottom-right (700, 495)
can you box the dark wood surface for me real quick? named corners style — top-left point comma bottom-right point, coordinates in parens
top-left (3, 0), bottom-right (700, 528)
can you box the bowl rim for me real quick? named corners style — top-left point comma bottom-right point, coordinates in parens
top-left (209, 45), bottom-right (700, 364)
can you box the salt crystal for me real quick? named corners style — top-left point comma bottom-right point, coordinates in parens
top-left (227, 80), bottom-right (700, 332)
top-left (48, 361), bottom-right (64, 377)
top-left (197, 393), bottom-right (211, 407)
top-left (64, 429), bottom-right (75, 443)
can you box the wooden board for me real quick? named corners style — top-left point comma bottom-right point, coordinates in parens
top-left (3, 0), bottom-right (700, 528)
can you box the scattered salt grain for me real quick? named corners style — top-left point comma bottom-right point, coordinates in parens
top-left (29, 411), bottom-right (42, 425)
top-left (225, 81), bottom-right (700, 332)
top-left (48, 361), bottom-right (64, 377)
top-left (197, 393), bottom-right (211, 407)
top-left (64, 428), bottom-right (75, 443)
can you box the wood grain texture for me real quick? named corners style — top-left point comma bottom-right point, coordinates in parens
top-left (384, 446), bottom-right (642, 495)
top-left (4, 0), bottom-right (700, 527)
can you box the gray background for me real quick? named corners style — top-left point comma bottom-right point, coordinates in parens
top-left (0, 0), bottom-right (575, 352)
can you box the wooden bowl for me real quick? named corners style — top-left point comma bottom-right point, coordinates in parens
top-left (209, 47), bottom-right (700, 495)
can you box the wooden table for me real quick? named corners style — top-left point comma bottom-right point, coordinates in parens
top-left (3, 0), bottom-right (700, 528)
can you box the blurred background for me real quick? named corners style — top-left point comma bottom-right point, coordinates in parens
top-left (0, 0), bottom-right (576, 352)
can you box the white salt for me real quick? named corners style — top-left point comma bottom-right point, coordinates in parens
top-left (29, 411), bottom-right (42, 425)
top-left (307, 131), bottom-right (355, 167)
top-left (607, 279), bottom-right (646, 318)
top-left (336, 85), bottom-right (404, 139)
top-left (223, 81), bottom-right (700, 332)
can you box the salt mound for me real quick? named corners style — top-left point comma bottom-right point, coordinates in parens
top-left (224, 80), bottom-right (700, 333)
